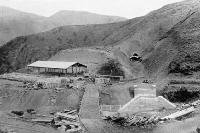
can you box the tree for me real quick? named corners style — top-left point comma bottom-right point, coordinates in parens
top-left (97, 59), bottom-right (124, 76)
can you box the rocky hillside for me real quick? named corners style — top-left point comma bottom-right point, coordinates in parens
top-left (0, 6), bottom-right (126, 45)
top-left (1, 0), bottom-right (200, 80)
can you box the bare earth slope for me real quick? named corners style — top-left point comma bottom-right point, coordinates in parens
top-left (1, 0), bottom-right (200, 80)
top-left (0, 6), bottom-right (126, 45)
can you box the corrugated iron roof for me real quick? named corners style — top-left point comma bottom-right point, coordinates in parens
top-left (28, 61), bottom-right (85, 69)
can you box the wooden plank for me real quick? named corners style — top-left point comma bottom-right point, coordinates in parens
top-left (162, 106), bottom-right (195, 119)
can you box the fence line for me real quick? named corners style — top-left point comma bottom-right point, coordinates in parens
top-left (100, 105), bottom-right (122, 112)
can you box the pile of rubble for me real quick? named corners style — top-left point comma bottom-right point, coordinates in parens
top-left (20, 78), bottom-right (73, 90)
top-left (103, 100), bottom-right (200, 128)
top-left (21, 81), bottom-right (47, 90)
top-left (103, 113), bottom-right (161, 128)
top-left (10, 108), bottom-right (83, 132)
top-left (52, 110), bottom-right (82, 132)
top-left (31, 109), bottom-right (82, 132)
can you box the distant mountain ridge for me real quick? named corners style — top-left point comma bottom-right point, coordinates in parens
top-left (0, 6), bottom-right (127, 45)
top-left (48, 10), bottom-right (127, 25)
top-left (0, 6), bottom-right (43, 19)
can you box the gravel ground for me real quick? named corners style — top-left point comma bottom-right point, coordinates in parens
top-left (0, 111), bottom-right (60, 133)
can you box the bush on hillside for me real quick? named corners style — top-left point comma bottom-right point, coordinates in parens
top-left (169, 61), bottom-right (196, 75)
top-left (160, 86), bottom-right (200, 102)
top-left (97, 59), bottom-right (124, 77)
top-left (169, 52), bottom-right (200, 75)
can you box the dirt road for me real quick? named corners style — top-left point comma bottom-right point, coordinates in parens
top-left (79, 84), bottom-right (100, 119)
top-left (79, 83), bottom-right (104, 133)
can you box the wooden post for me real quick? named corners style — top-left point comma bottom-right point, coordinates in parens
top-left (76, 65), bottom-right (77, 75)
top-left (38, 67), bottom-right (40, 73)
top-left (65, 69), bottom-right (67, 77)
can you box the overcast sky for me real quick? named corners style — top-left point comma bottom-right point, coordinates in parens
top-left (0, 0), bottom-right (184, 18)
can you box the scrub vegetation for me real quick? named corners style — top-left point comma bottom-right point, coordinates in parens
top-left (97, 59), bottom-right (125, 77)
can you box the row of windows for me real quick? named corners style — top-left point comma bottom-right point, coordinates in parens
top-left (44, 67), bottom-right (86, 73)
top-left (45, 68), bottom-right (65, 73)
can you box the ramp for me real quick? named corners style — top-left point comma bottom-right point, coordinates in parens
top-left (118, 83), bottom-right (176, 114)
top-left (79, 84), bottom-right (100, 119)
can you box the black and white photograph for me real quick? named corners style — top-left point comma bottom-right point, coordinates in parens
top-left (0, 0), bottom-right (200, 132)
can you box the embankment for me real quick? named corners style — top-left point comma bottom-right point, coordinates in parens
top-left (0, 79), bottom-right (84, 114)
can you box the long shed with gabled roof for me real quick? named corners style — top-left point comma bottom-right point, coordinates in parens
top-left (27, 61), bottom-right (87, 75)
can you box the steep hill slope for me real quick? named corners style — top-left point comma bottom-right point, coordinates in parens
top-left (0, 6), bottom-right (126, 45)
top-left (1, 0), bottom-right (200, 80)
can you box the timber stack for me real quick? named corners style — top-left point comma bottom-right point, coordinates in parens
top-left (103, 113), bottom-right (161, 128)
top-left (31, 109), bottom-right (82, 132)
top-left (103, 99), bottom-right (200, 128)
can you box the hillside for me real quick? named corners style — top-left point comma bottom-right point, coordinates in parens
top-left (49, 48), bottom-right (113, 73)
top-left (0, 6), bottom-right (45, 45)
top-left (0, 6), bottom-right (126, 45)
top-left (1, 0), bottom-right (200, 80)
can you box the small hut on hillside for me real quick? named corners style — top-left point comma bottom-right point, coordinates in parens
top-left (27, 61), bottom-right (87, 76)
